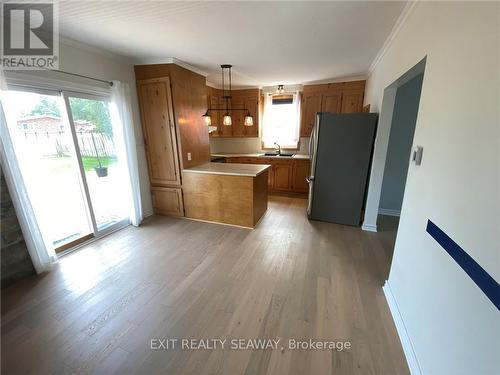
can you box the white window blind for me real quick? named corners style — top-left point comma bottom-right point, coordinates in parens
top-left (262, 91), bottom-right (301, 149)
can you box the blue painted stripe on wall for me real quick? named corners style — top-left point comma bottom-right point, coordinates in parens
top-left (426, 220), bottom-right (500, 310)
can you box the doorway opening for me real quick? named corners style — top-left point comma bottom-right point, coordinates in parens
top-left (378, 69), bottom-right (425, 231)
top-left (362, 57), bottom-right (426, 236)
top-left (2, 88), bottom-right (130, 254)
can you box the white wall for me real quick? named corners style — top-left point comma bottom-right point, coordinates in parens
top-left (364, 2), bottom-right (499, 374)
top-left (59, 40), bottom-right (153, 216)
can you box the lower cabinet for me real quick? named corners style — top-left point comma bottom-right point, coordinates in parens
top-left (273, 163), bottom-right (293, 191)
top-left (225, 157), bottom-right (310, 195)
top-left (151, 186), bottom-right (184, 216)
top-left (292, 160), bottom-right (310, 193)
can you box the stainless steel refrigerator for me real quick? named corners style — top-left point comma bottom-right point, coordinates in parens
top-left (307, 112), bottom-right (378, 225)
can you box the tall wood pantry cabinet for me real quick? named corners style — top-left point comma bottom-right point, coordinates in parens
top-left (135, 63), bottom-right (210, 217)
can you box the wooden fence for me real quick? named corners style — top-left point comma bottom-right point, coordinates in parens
top-left (76, 132), bottom-right (115, 157)
top-left (18, 131), bottom-right (116, 158)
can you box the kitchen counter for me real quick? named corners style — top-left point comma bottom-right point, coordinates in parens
top-left (183, 162), bottom-right (270, 177)
top-left (182, 163), bottom-right (270, 228)
top-left (211, 152), bottom-right (310, 160)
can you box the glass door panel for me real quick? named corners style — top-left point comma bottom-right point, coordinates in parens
top-left (66, 95), bottom-right (129, 231)
top-left (2, 90), bottom-right (93, 252)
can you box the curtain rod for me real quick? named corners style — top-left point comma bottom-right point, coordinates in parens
top-left (48, 69), bottom-right (113, 86)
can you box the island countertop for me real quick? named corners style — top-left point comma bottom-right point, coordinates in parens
top-left (183, 162), bottom-right (271, 177)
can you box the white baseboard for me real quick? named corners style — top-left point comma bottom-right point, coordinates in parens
top-left (362, 223), bottom-right (378, 232)
top-left (383, 281), bottom-right (422, 375)
top-left (379, 208), bottom-right (401, 217)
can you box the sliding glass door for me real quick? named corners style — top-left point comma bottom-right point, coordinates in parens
top-left (65, 93), bottom-right (129, 231)
top-left (2, 87), bottom-right (130, 254)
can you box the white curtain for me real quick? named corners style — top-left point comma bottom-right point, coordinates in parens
top-left (262, 91), bottom-right (301, 149)
top-left (0, 69), bottom-right (55, 273)
top-left (110, 80), bottom-right (143, 227)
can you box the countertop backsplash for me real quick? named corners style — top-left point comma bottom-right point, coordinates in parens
top-left (210, 137), bottom-right (310, 156)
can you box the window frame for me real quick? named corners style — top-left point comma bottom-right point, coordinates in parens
top-left (260, 91), bottom-right (302, 151)
top-left (1, 76), bottom-right (130, 257)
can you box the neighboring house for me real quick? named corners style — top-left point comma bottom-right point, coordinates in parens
top-left (16, 116), bottom-right (95, 133)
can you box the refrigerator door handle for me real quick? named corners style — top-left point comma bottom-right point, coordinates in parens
top-left (308, 128), bottom-right (314, 156)
top-left (307, 180), bottom-right (314, 216)
top-left (307, 114), bottom-right (320, 218)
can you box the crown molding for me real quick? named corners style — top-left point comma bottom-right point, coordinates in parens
top-left (302, 74), bottom-right (367, 86)
top-left (368, 1), bottom-right (419, 75)
top-left (59, 36), bottom-right (134, 65)
top-left (133, 57), bottom-right (208, 77)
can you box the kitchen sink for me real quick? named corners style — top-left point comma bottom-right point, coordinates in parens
top-left (264, 152), bottom-right (295, 157)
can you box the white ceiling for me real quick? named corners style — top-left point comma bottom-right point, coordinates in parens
top-left (57, 1), bottom-right (407, 87)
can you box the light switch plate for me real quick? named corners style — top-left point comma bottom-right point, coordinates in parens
top-left (187, 152), bottom-right (192, 161)
top-left (412, 146), bottom-right (423, 166)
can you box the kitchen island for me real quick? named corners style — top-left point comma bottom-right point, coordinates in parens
top-left (182, 162), bottom-right (271, 228)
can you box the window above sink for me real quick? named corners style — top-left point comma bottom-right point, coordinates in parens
top-left (261, 91), bottom-right (301, 150)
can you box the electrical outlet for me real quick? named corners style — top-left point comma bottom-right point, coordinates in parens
top-left (187, 152), bottom-right (192, 161)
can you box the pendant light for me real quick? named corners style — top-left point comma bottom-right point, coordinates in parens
top-left (223, 113), bottom-right (232, 126)
top-left (202, 111), bottom-right (211, 126)
top-left (244, 111), bottom-right (253, 126)
top-left (203, 64), bottom-right (253, 128)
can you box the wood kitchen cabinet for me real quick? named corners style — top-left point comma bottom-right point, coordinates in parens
top-left (322, 92), bottom-right (342, 113)
top-left (135, 63), bottom-right (210, 217)
top-left (300, 91), bottom-right (322, 138)
top-left (151, 187), bottom-right (184, 216)
top-left (207, 88), bottom-right (261, 138)
top-left (292, 160), bottom-right (310, 193)
top-left (137, 77), bottom-right (181, 187)
top-left (207, 92), bottom-right (221, 137)
top-left (341, 91), bottom-right (364, 113)
top-left (224, 156), bottom-right (311, 196)
top-left (231, 96), bottom-right (246, 137)
top-left (243, 95), bottom-right (259, 137)
top-left (300, 80), bottom-right (366, 137)
top-left (273, 162), bottom-right (293, 191)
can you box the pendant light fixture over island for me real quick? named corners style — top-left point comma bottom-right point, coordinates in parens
top-left (202, 64), bottom-right (254, 131)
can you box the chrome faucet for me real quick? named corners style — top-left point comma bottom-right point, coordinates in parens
top-left (274, 142), bottom-right (281, 155)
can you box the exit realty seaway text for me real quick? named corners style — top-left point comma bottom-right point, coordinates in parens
top-left (151, 338), bottom-right (351, 351)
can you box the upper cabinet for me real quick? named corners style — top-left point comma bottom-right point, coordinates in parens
top-left (207, 88), bottom-right (261, 138)
top-left (300, 91), bottom-right (322, 138)
top-left (322, 92), bottom-right (342, 113)
top-left (136, 63), bottom-right (210, 170)
top-left (300, 80), bottom-right (366, 137)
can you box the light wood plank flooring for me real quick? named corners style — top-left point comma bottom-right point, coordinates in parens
top-left (1, 196), bottom-right (408, 375)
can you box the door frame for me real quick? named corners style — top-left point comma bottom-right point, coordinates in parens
top-left (61, 90), bottom-right (130, 246)
top-left (362, 57), bottom-right (426, 232)
top-left (3, 83), bottom-right (130, 255)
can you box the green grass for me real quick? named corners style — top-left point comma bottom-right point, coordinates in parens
top-left (44, 156), bottom-right (118, 173)
top-left (81, 156), bottom-right (117, 171)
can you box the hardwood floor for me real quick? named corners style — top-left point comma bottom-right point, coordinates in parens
top-left (1, 197), bottom-right (408, 375)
